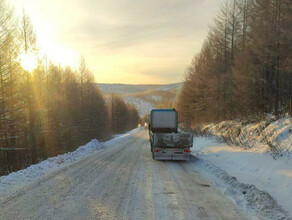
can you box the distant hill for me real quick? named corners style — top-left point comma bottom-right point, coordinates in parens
top-left (97, 83), bottom-right (183, 116)
top-left (97, 83), bottom-right (182, 95)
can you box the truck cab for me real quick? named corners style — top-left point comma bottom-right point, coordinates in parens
top-left (149, 109), bottom-right (193, 160)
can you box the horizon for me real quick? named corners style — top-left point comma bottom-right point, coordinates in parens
top-left (96, 82), bottom-right (182, 85)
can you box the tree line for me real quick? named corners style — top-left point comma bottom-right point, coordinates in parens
top-left (109, 95), bottom-right (140, 134)
top-left (0, 1), bottom-right (139, 173)
top-left (177, 0), bottom-right (292, 126)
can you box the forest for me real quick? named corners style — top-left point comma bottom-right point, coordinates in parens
top-left (177, 0), bottom-right (292, 126)
top-left (0, 1), bottom-right (139, 175)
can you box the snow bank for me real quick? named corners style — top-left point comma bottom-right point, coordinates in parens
top-left (199, 116), bottom-right (292, 157)
top-left (0, 128), bottom-right (140, 203)
top-left (192, 157), bottom-right (290, 220)
top-left (192, 136), bottom-right (292, 219)
top-left (0, 139), bottom-right (103, 186)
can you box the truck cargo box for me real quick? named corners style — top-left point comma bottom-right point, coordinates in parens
top-left (150, 109), bottom-right (178, 133)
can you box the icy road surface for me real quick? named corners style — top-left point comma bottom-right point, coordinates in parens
top-left (0, 130), bottom-right (246, 220)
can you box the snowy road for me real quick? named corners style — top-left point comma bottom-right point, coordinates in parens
top-left (0, 130), bottom-right (246, 220)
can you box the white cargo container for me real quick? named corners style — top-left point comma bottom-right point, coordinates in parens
top-left (151, 110), bottom-right (177, 130)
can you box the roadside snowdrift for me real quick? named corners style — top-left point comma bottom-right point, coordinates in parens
top-left (193, 157), bottom-right (290, 220)
top-left (199, 116), bottom-right (292, 157)
top-left (192, 116), bottom-right (292, 218)
top-left (0, 128), bottom-right (140, 204)
top-left (192, 137), bottom-right (292, 219)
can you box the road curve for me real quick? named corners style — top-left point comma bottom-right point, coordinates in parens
top-left (0, 130), bottom-right (247, 220)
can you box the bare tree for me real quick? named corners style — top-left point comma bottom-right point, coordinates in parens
top-left (20, 10), bottom-right (36, 54)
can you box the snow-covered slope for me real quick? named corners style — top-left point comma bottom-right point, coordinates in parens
top-left (123, 97), bottom-right (153, 116)
top-left (99, 82), bottom-right (182, 116)
top-left (191, 116), bottom-right (292, 218)
top-left (199, 116), bottom-right (292, 158)
top-left (97, 83), bottom-right (182, 95)
top-left (192, 136), bottom-right (292, 218)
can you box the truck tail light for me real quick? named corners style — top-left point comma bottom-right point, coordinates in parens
top-left (184, 149), bottom-right (191, 153)
top-left (154, 149), bottom-right (161, 152)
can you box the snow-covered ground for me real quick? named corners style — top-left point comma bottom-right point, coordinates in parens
top-left (123, 96), bottom-right (153, 116)
top-left (149, 95), bottom-right (162, 102)
top-left (0, 128), bottom-right (140, 204)
top-left (0, 129), bottom-right (248, 220)
top-left (200, 116), bottom-right (292, 158)
top-left (98, 83), bottom-right (182, 95)
top-left (1, 127), bottom-right (290, 219)
top-left (193, 116), bottom-right (292, 218)
top-left (192, 136), bottom-right (292, 218)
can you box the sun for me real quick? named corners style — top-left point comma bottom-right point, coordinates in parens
top-left (20, 53), bottom-right (38, 72)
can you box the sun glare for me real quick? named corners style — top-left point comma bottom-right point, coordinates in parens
top-left (20, 53), bottom-right (38, 72)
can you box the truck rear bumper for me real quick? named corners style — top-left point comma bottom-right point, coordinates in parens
top-left (153, 149), bottom-right (190, 161)
top-left (154, 154), bottom-right (190, 161)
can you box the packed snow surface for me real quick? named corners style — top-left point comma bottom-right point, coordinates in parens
top-left (0, 130), bottom-right (247, 220)
top-left (0, 128), bottom-right (290, 219)
top-left (192, 136), bottom-right (292, 218)
top-left (0, 128), bottom-right (140, 203)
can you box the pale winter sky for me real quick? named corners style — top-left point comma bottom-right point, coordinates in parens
top-left (10, 0), bottom-right (222, 84)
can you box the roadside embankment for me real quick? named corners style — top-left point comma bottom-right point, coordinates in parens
top-left (191, 117), bottom-right (292, 218)
top-left (193, 116), bottom-right (292, 158)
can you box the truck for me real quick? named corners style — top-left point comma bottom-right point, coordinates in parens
top-left (148, 109), bottom-right (193, 160)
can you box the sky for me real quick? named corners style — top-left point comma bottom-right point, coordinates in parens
top-left (10, 0), bottom-right (221, 84)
